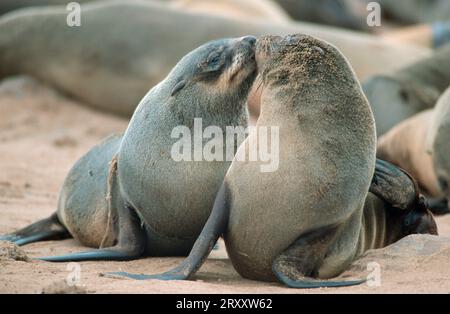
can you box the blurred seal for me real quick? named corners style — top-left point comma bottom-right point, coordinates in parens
top-left (378, 87), bottom-right (450, 215)
top-left (0, 0), bottom-right (429, 119)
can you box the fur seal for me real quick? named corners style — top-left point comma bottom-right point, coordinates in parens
top-left (273, 0), bottom-right (370, 31)
top-left (0, 36), bottom-right (258, 260)
top-left (427, 87), bottom-right (450, 214)
top-left (105, 35), bottom-right (437, 288)
top-left (378, 0), bottom-right (450, 24)
top-left (0, 0), bottom-right (291, 24)
top-left (382, 22), bottom-right (450, 49)
top-left (378, 87), bottom-right (450, 215)
top-left (363, 44), bottom-right (450, 136)
top-left (0, 0), bottom-right (93, 15)
top-left (378, 112), bottom-right (440, 197)
top-left (172, 0), bottom-right (291, 24)
top-left (0, 0), bottom-right (430, 118)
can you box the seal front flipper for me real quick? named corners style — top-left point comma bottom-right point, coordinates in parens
top-left (272, 225), bottom-right (366, 289)
top-left (370, 159), bottom-right (418, 211)
top-left (38, 206), bottom-right (146, 262)
top-left (0, 213), bottom-right (69, 246)
top-left (105, 182), bottom-right (230, 281)
top-left (426, 197), bottom-right (450, 215)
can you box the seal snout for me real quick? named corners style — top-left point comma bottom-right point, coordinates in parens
top-left (226, 36), bottom-right (257, 83)
top-left (239, 35), bottom-right (256, 47)
top-left (255, 35), bottom-right (283, 54)
top-left (255, 35), bottom-right (284, 69)
top-left (234, 35), bottom-right (256, 60)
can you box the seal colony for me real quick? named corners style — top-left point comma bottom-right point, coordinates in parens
top-left (363, 44), bottom-right (450, 136)
top-left (0, 36), bottom-right (258, 260)
top-left (104, 34), bottom-right (437, 288)
top-left (0, 0), bottom-right (430, 118)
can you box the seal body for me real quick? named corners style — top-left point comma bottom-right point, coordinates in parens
top-left (172, 0), bottom-right (291, 24)
top-left (382, 23), bottom-right (450, 49)
top-left (355, 191), bottom-right (437, 255)
top-left (116, 36), bottom-right (257, 253)
top-left (57, 134), bottom-right (122, 248)
top-left (224, 34), bottom-right (376, 281)
top-left (377, 110), bottom-right (440, 197)
top-left (75, 36), bottom-right (256, 256)
top-left (428, 88), bottom-right (450, 203)
top-left (0, 0), bottom-right (93, 15)
top-left (0, 36), bottom-right (258, 260)
top-left (378, 87), bottom-right (450, 213)
top-left (273, 0), bottom-right (369, 31)
top-left (378, 0), bottom-right (450, 24)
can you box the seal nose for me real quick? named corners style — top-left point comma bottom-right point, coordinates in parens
top-left (240, 35), bottom-right (256, 47)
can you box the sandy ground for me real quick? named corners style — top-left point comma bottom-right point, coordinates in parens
top-left (0, 76), bottom-right (450, 294)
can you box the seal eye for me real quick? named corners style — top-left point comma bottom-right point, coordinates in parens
top-left (203, 52), bottom-right (224, 73)
top-left (209, 54), bottom-right (221, 66)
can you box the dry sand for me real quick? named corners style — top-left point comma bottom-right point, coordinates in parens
top-left (0, 76), bottom-right (449, 294)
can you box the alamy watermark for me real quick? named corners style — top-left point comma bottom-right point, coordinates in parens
top-left (170, 118), bottom-right (280, 173)
top-left (66, 262), bottom-right (81, 286)
top-left (66, 2), bottom-right (81, 27)
top-left (367, 1), bottom-right (382, 27)
top-left (366, 261), bottom-right (381, 287)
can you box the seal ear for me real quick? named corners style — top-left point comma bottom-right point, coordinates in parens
top-left (171, 79), bottom-right (187, 96)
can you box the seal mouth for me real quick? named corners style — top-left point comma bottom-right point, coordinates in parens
top-left (228, 52), bottom-right (256, 83)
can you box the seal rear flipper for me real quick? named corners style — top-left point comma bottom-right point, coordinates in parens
top-left (272, 225), bottom-right (366, 289)
top-left (0, 213), bottom-right (70, 246)
top-left (104, 182), bottom-right (230, 281)
top-left (370, 159), bottom-right (418, 211)
top-left (37, 247), bottom-right (142, 262)
top-left (38, 206), bottom-right (146, 262)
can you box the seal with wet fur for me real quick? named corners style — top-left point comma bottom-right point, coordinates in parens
top-left (0, 36), bottom-right (258, 260)
top-left (103, 35), bottom-right (436, 288)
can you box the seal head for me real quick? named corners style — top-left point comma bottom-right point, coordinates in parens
top-left (164, 36), bottom-right (257, 120)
